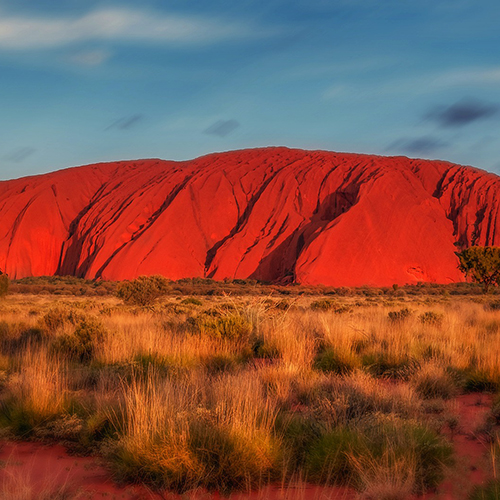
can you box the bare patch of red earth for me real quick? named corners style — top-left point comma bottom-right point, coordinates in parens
top-left (0, 394), bottom-right (495, 500)
top-left (0, 441), bottom-right (354, 499)
top-left (417, 393), bottom-right (495, 500)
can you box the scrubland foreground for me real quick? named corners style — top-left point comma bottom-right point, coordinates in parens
top-left (0, 284), bottom-right (499, 499)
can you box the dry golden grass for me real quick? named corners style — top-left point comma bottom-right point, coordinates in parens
top-left (4, 347), bottom-right (69, 429)
top-left (0, 292), bottom-right (499, 496)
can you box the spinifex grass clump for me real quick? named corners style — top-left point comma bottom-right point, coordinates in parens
top-left (411, 363), bottom-right (457, 400)
top-left (108, 371), bottom-right (281, 493)
top-left (305, 415), bottom-right (452, 494)
top-left (1, 348), bottom-right (68, 434)
top-left (361, 351), bottom-right (420, 379)
top-left (314, 347), bottom-right (359, 374)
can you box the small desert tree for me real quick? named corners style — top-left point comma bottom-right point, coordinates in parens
top-left (456, 246), bottom-right (500, 293)
top-left (116, 275), bottom-right (171, 305)
top-left (0, 270), bottom-right (10, 299)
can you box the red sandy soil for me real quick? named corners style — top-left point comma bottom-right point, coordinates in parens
top-left (0, 394), bottom-right (495, 500)
top-left (418, 393), bottom-right (495, 500)
top-left (0, 441), bottom-right (162, 499)
top-left (1, 148), bottom-right (500, 286)
top-left (0, 441), bottom-right (354, 499)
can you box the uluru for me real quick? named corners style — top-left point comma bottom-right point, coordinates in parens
top-left (0, 147), bottom-right (499, 287)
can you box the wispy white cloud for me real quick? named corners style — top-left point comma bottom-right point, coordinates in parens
top-left (433, 67), bottom-right (500, 87)
top-left (322, 65), bottom-right (500, 101)
top-left (67, 48), bottom-right (112, 66)
top-left (0, 7), bottom-right (270, 50)
top-left (284, 57), bottom-right (399, 80)
top-left (322, 85), bottom-right (347, 99)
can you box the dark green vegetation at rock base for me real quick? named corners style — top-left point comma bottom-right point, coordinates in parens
top-left (456, 246), bottom-right (500, 293)
top-left (9, 275), bottom-right (500, 298)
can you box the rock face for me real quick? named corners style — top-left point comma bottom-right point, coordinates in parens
top-left (1, 147), bottom-right (499, 286)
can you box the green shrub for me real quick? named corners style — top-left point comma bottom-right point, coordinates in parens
top-left (419, 311), bottom-right (444, 326)
top-left (110, 421), bottom-right (280, 493)
top-left (305, 416), bottom-right (452, 492)
top-left (109, 438), bottom-right (205, 492)
top-left (189, 423), bottom-right (280, 492)
top-left (193, 314), bottom-right (252, 340)
top-left (277, 413), bottom-right (322, 470)
top-left (306, 427), bottom-right (361, 483)
top-left (362, 352), bottom-right (420, 380)
top-left (356, 416), bottom-right (453, 493)
top-left (116, 275), bottom-right (171, 306)
top-left (388, 308), bottom-right (412, 322)
top-left (463, 370), bottom-right (499, 393)
top-left (314, 348), bottom-right (358, 375)
top-left (52, 317), bottom-right (106, 361)
top-left (40, 307), bottom-right (85, 332)
top-left (251, 337), bottom-right (280, 359)
top-left (181, 297), bottom-right (203, 306)
top-left (411, 365), bottom-right (457, 400)
top-left (204, 353), bottom-right (238, 374)
top-left (310, 299), bottom-right (334, 311)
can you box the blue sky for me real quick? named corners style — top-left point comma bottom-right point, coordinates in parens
top-left (0, 0), bottom-right (499, 179)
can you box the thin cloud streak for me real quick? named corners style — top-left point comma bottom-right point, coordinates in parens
top-left (67, 49), bottom-right (112, 66)
top-left (0, 8), bottom-right (273, 50)
top-left (106, 114), bottom-right (144, 131)
top-left (204, 119), bottom-right (240, 137)
top-left (3, 147), bottom-right (36, 163)
top-left (387, 136), bottom-right (449, 154)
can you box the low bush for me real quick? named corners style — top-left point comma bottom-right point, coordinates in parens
top-left (306, 426), bottom-right (361, 483)
top-left (314, 348), bottom-right (359, 375)
top-left (463, 370), bottom-right (499, 393)
top-left (116, 275), bottom-right (171, 306)
top-left (305, 415), bottom-right (452, 493)
top-left (362, 352), bottom-right (420, 380)
top-left (251, 336), bottom-right (280, 359)
top-left (189, 423), bottom-right (280, 492)
top-left (192, 313), bottom-right (253, 340)
top-left (411, 364), bottom-right (457, 400)
top-left (52, 317), bottom-right (106, 361)
top-left (40, 307), bottom-right (85, 332)
top-left (388, 308), bottom-right (412, 322)
top-left (419, 311), bottom-right (444, 326)
top-left (310, 299), bottom-right (334, 311)
top-left (181, 297), bottom-right (203, 306)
